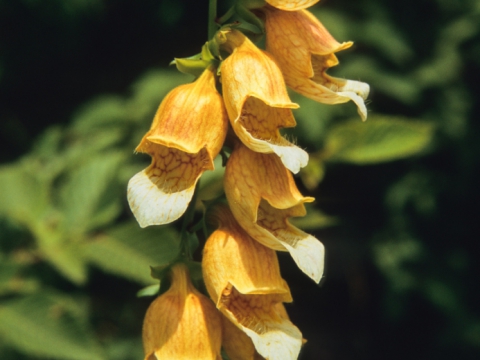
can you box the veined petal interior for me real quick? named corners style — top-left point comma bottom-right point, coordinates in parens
top-left (235, 97), bottom-right (308, 173)
top-left (221, 286), bottom-right (302, 360)
top-left (127, 144), bottom-right (209, 227)
top-left (256, 200), bottom-right (325, 283)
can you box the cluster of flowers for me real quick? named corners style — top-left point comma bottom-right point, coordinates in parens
top-left (127, 0), bottom-right (369, 359)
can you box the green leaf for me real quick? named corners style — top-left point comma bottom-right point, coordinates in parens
top-left (0, 255), bottom-right (39, 296)
top-left (0, 164), bottom-right (50, 227)
top-left (198, 156), bottom-right (225, 201)
top-left (71, 95), bottom-right (129, 132)
top-left (137, 284), bottom-right (160, 297)
top-left (324, 116), bottom-right (435, 164)
top-left (83, 221), bottom-right (180, 285)
top-left (103, 337), bottom-right (143, 360)
top-left (340, 57), bottom-right (421, 105)
top-left (32, 126), bottom-right (63, 159)
top-left (174, 57), bottom-right (211, 77)
top-left (0, 293), bottom-right (104, 360)
top-left (128, 69), bottom-right (190, 123)
top-left (289, 205), bottom-right (338, 230)
top-left (59, 151), bottom-right (126, 235)
top-left (39, 241), bottom-right (88, 285)
top-left (299, 156), bottom-right (325, 191)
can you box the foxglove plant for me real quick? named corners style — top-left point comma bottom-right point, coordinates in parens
top-left (128, 1), bottom-right (369, 359)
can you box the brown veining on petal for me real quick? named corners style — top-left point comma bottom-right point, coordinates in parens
top-left (144, 143), bottom-right (210, 193)
top-left (256, 200), bottom-right (287, 236)
top-left (263, 7), bottom-right (369, 120)
top-left (221, 286), bottom-right (286, 332)
top-left (239, 97), bottom-right (295, 146)
top-left (311, 54), bottom-right (340, 86)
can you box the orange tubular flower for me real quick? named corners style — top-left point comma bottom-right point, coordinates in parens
top-left (263, 7), bottom-right (370, 120)
top-left (203, 205), bottom-right (303, 359)
top-left (224, 142), bottom-right (325, 283)
top-left (142, 264), bottom-right (222, 360)
top-left (221, 314), bottom-right (264, 360)
top-left (220, 29), bottom-right (308, 174)
top-left (127, 66), bottom-right (228, 227)
top-left (265, 0), bottom-right (319, 11)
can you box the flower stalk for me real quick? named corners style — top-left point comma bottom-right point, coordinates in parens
top-left (208, 0), bottom-right (218, 39)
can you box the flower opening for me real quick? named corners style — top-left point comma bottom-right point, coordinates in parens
top-left (128, 66), bottom-right (228, 227)
top-left (224, 142), bottom-right (325, 282)
top-left (203, 205), bottom-right (302, 359)
top-left (263, 7), bottom-right (370, 120)
top-left (220, 29), bottom-right (308, 174)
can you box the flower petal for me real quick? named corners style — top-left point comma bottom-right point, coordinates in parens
top-left (221, 30), bottom-right (307, 173)
top-left (256, 200), bottom-right (325, 282)
top-left (222, 287), bottom-right (302, 360)
top-left (266, 0), bottom-right (320, 11)
top-left (128, 67), bottom-right (228, 226)
top-left (143, 264), bottom-right (222, 360)
top-left (224, 143), bottom-right (325, 282)
top-left (128, 145), bottom-right (209, 227)
top-left (140, 66), bottom-right (227, 158)
top-left (203, 205), bottom-right (301, 359)
top-left (204, 204), bottom-right (291, 299)
top-left (264, 8), bottom-right (370, 120)
top-left (221, 314), bottom-right (263, 360)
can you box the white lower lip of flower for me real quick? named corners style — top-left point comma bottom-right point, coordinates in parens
top-left (336, 90), bottom-right (369, 122)
top-left (239, 316), bottom-right (302, 360)
top-left (127, 169), bottom-right (198, 227)
top-left (281, 231), bottom-right (325, 283)
top-left (337, 79), bottom-right (370, 121)
top-left (340, 79), bottom-right (370, 100)
top-left (235, 125), bottom-right (309, 174)
top-left (292, 77), bottom-right (370, 121)
top-left (220, 289), bottom-right (302, 360)
top-left (252, 218), bottom-right (325, 283)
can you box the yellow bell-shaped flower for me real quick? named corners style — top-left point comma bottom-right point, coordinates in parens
top-left (128, 66), bottom-right (228, 227)
top-left (265, 0), bottom-right (319, 11)
top-left (224, 142), bottom-right (325, 283)
top-left (263, 7), bottom-right (370, 120)
top-left (221, 314), bottom-right (264, 360)
top-left (219, 29), bottom-right (308, 174)
top-left (142, 263), bottom-right (222, 360)
top-left (202, 204), bottom-right (303, 359)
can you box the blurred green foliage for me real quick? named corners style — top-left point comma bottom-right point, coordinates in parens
top-left (0, 0), bottom-right (479, 359)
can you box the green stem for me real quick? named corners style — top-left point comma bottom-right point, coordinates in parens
top-left (208, 0), bottom-right (218, 39)
top-left (217, 6), bottom-right (235, 25)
